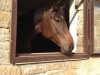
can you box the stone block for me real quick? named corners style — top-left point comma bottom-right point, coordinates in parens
top-left (75, 0), bottom-right (82, 6)
top-left (94, 20), bottom-right (100, 26)
top-left (0, 41), bottom-right (10, 50)
top-left (78, 10), bottom-right (83, 17)
top-left (77, 60), bottom-right (90, 75)
top-left (0, 50), bottom-right (10, 64)
top-left (77, 35), bottom-right (83, 47)
top-left (21, 64), bottom-right (47, 75)
top-left (0, 65), bottom-right (22, 75)
top-left (47, 63), bottom-right (57, 71)
top-left (0, 28), bottom-right (10, 34)
top-left (78, 10), bottom-right (83, 24)
top-left (78, 3), bottom-right (84, 10)
top-left (78, 21), bottom-right (83, 26)
top-left (94, 47), bottom-right (100, 53)
top-left (64, 69), bottom-right (77, 75)
top-left (47, 62), bottom-right (62, 71)
top-left (77, 26), bottom-right (83, 35)
top-left (94, 36), bottom-right (100, 53)
top-left (94, 25), bottom-right (100, 36)
top-left (35, 73), bottom-right (46, 75)
top-left (0, 11), bottom-right (11, 28)
top-left (69, 61), bottom-right (79, 69)
top-left (62, 62), bottom-right (70, 70)
top-left (47, 70), bottom-right (65, 75)
top-left (94, 14), bottom-right (100, 20)
top-left (0, 0), bottom-right (11, 12)
top-left (76, 47), bottom-right (83, 53)
top-left (77, 10), bottom-right (84, 26)
top-left (47, 62), bottom-right (69, 71)
top-left (0, 28), bottom-right (10, 42)
top-left (0, 34), bottom-right (10, 42)
top-left (88, 58), bottom-right (100, 75)
top-left (94, 36), bottom-right (100, 46)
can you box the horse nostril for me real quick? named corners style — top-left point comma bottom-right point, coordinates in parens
top-left (69, 44), bottom-right (74, 52)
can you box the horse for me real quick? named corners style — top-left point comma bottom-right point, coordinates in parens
top-left (34, 0), bottom-right (74, 55)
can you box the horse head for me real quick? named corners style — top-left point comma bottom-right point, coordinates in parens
top-left (34, 0), bottom-right (74, 55)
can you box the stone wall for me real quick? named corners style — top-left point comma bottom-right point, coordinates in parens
top-left (0, 0), bottom-right (100, 75)
top-left (0, 0), bottom-right (11, 64)
top-left (0, 58), bottom-right (100, 75)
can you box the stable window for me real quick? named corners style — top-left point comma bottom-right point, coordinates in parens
top-left (10, 0), bottom-right (90, 64)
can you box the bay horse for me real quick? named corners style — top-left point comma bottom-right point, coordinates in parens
top-left (34, 0), bottom-right (74, 55)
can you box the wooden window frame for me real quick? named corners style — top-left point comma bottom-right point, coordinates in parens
top-left (91, 0), bottom-right (100, 55)
top-left (10, 0), bottom-right (91, 64)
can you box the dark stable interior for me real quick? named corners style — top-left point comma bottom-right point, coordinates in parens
top-left (16, 0), bottom-right (69, 53)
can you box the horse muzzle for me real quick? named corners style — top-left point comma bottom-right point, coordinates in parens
top-left (60, 43), bottom-right (74, 56)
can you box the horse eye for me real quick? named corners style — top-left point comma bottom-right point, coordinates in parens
top-left (54, 17), bottom-right (61, 22)
top-left (61, 16), bottom-right (64, 19)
